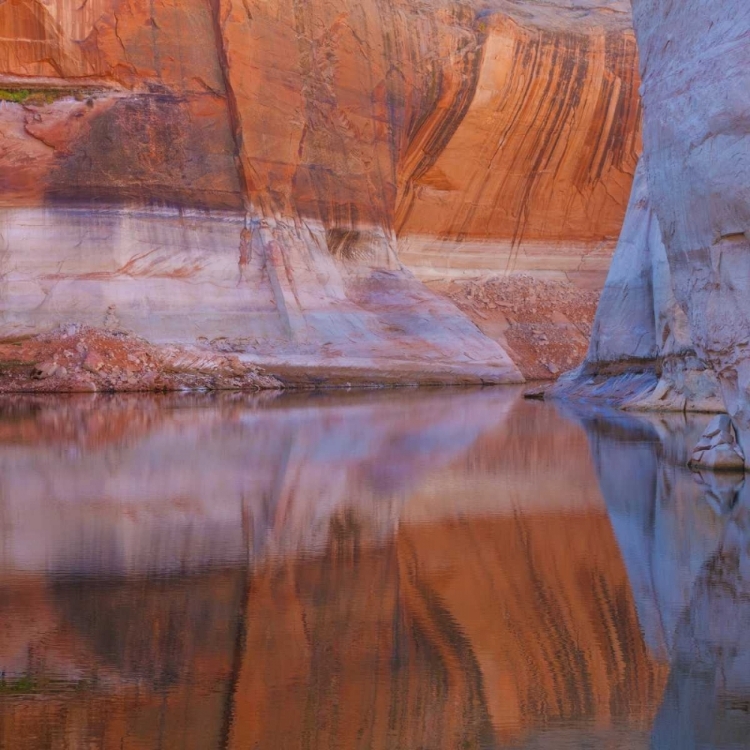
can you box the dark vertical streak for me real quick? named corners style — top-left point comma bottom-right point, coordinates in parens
top-left (396, 6), bottom-right (488, 236)
top-left (218, 497), bottom-right (252, 750)
top-left (207, 0), bottom-right (253, 206)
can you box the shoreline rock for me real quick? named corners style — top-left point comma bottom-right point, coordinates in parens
top-left (689, 415), bottom-right (746, 473)
top-left (0, 324), bottom-right (528, 393)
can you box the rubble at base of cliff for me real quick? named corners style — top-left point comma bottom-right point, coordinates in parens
top-left (430, 274), bottom-right (599, 380)
top-left (0, 275), bottom-right (601, 393)
top-left (0, 325), bottom-right (282, 393)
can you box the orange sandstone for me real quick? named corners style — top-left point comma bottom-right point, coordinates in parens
top-left (0, 0), bottom-right (640, 387)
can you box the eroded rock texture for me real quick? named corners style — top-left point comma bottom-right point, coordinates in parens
top-left (556, 1), bottom-right (750, 442)
top-left (0, 0), bottom-right (640, 386)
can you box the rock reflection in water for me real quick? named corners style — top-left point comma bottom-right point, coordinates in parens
top-left (570, 406), bottom-right (750, 749)
top-left (0, 390), bottom-right (667, 749)
top-left (652, 518), bottom-right (750, 750)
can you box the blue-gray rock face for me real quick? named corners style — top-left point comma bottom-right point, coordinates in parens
top-left (556, 0), bottom-right (750, 460)
top-left (569, 405), bottom-right (750, 748)
top-left (633, 0), bottom-right (750, 445)
top-left (553, 160), bottom-right (722, 412)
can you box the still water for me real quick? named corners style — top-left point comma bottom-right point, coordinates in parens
top-left (0, 388), bottom-right (745, 749)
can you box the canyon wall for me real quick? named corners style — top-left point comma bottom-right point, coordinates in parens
top-left (555, 0), bottom-right (750, 446)
top-left (0, 0), bottom-right (640, 386)
top-left (554, 161), bottom-right (723, 410)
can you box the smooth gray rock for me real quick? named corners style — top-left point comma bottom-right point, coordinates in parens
top-left (690, 415), bottom-right (746, 471)
top-left (633, 0), bottom-right (750, 451)
top-left (556, 0), bottom-right (750, 467)
top-left (553, 160), bottom-right (723, 412)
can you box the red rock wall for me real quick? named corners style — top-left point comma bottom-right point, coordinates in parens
top-left (0, 0), bottom-right (640, 231)
top-left (398, 14), bottom-right (641, 279)
top-left (0, 0), bottom-right (640, 385)
top-left (0, 0), bottom-right (241, 209)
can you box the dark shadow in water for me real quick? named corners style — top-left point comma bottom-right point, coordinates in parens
top-left (50, 571), bottom-right (245, 688)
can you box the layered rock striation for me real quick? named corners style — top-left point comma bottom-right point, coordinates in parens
top-left (0, 0), bottom-right (640, 388)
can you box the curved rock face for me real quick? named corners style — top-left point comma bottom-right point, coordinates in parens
top-left (397, 4), bottom-right (641, 280)
top-left (0, 0), bottom-right (640, 385)
top-left (554, 160), bottom-right (723, 411)
top-left (631, 0), bottom-right (750, 440)
top-left (555, 1), bottom-right (750, 440)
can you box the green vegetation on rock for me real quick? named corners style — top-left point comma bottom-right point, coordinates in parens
top-left (0, 88), bottom-right (72, 105)
top-left (0, 675), bottom-right (90, 695)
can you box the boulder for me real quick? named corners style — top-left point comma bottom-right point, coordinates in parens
top-left (82, 351), bottom-right (106, 374)
top-left (689, 415), bottom-right (746, 472)
top-left (31, 361), bottom-right (59, 379)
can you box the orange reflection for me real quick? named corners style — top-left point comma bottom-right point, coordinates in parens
top-left (0, 392), bottom-right (672, 749)
top-left (227, 510), bottom-right (668, 750)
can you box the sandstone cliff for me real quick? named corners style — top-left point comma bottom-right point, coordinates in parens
top-left (554, 0), bottom-right (750, 449)
top-left (0, 0), bottom-right (640, 387)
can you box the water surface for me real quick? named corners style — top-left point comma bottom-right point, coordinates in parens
top-left (0, 389), bottom-right (745, 749)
